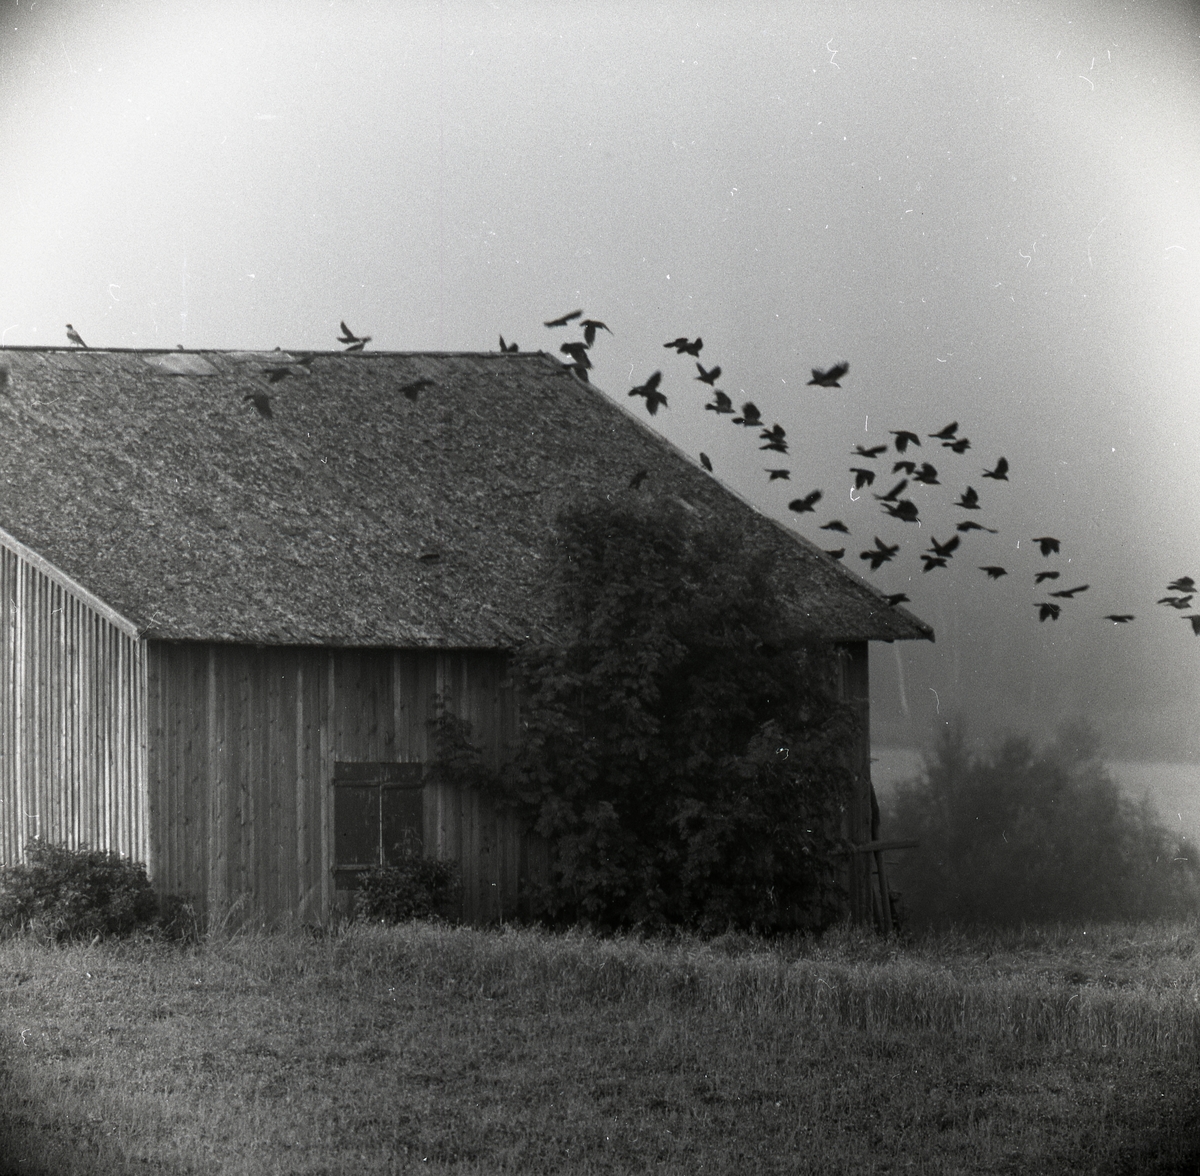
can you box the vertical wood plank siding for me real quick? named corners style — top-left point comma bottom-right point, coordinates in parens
top-left (147, 644), bottom-right (526, 928)
top-left (0, 545), bottom-right (148, 866)
top-left (836, 640), bottom-right (874, 925)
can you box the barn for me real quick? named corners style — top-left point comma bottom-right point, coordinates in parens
top-left (0, 346), bottom-right (932, 928)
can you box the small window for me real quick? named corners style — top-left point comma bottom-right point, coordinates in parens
top-left (333, 762), bottom-right (424, 874)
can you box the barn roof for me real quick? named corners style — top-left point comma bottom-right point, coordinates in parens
top-left (0, 347), bottom-right (932, 647)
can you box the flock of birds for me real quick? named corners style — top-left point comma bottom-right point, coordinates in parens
top-left (56, 318), bottom-right (1197, 638)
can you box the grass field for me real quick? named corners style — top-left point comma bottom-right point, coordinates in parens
top-left (1, 919), bottom-right (1198, 1175)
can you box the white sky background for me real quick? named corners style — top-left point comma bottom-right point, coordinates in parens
top-left (1, 0), bottom-right (1197, 760)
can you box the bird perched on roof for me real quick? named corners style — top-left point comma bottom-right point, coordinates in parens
top-left (499, 335), bottom-right (519, 353)
top-left (628, 469), bottom-right (649, 490)
top-left (544, 309), bottom-right (583, 328)
top-left (860, 537), bottom-right (900, 570)
top-left (1104, 614), bottom-right (1135, 623)
top-left (883, 500), bottom-right (920, 523)
top-left (732, 402), bottom-right (762, 427)
top-left (243, 392), bottom-right (273, 419)
top-left (982, 457), bottom-right (1009, 480)
top-left (1157, 595), bottom-right (1194, 610)
top-left (884, 593), bottom-right (910, 607)
top-left (807, 362), bottom-right (849, 387)
top-left (890, 430), bottom-right (921, 453)
top-left (1034, 571), bottom-right (1060, 584)
top-left (825, 548), bottom-right (845, 560)
top-left (821, 520), bottom-right (850, 533)
top-left (788, 489), bottom-right (823, 514)
top-left (943, 437), bottom-right (971, 453)
top-left (628, 371), bottom-right (668, 415)
top-left (926, 535), bottom-right (960, 559)
top-left (980, 566), bottom-right (1007, 580)
top-left (1032, 536), bottom-right (1061, 557)
top-left (700, 453), bottom-right (713, 472)
top-left (704, 390), bottom-right (734, 414)
top-left (695, 362), bottom-right (721, 385)
top-left (912, 462), bottom-right (940, 485)
top-left (928, 422), bottom-right (958, 440)
top-left (850, 468), bottom-right (876, 490)
top-left (1036, 602), bottom-right (1062, 622)
top-left (1168, 576), bottom-right (1196, 594)
top-left (853, 443), bottom-right (887, 458)
top-left (400, 378), bottom-right (434, 402)
top-left (338, 321), bottom-right (372, 351)
top-left (580, 319), bottom-right (612, 346)
top-left (766, 468), bottom-right (791, 481)
top-left (956, 520), bottom-right (998, 534)
top-left (956, 487), bottom-right (981, 510)
top-left (664, 336), bottom-right (703, 356)
top-left (560, 341), bottom-right (591, 368)
top-left (1050, 584), bottom-right (1089, 599)
top-left (65, 324), bottom-right (87, 348)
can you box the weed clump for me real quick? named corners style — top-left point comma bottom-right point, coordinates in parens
top-left (353, 858), bottom-right (462, 925)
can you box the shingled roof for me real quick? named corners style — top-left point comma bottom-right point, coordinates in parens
top-left (0, 348), bottom-right (932, 647)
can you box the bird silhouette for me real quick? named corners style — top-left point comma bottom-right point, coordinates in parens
top-left (943, 437), bottom-right (971, 453)
top-left (580, 319), bottom-right (611, 345)
top-left (926, 535), bottom-right (960, 559)
top-left (893, 460), bottom-right (917, 475)
top-left (759, 424), bottom-right (788, 453)
top-left (807, 362), bottom-right (849, 387)
top-left (890, 430), bottom-right (921, 453)
top-left (853, 444), bottom-right (887, 459)
top-left (820, 520), bottom-right (850, 533)
top-left (874, 478), bottom-right (908, 502)
top-left (1104, 614), bottom-right (1135, 623)
top-left (980, 566), bottom-right (1007, 580)
top-left (1036, 602), bottom-right (1062, 622)
top-left (628, 371), bottom-right (668, 415)
top-left (338, 321), bottom-right (372, 350)
top-left (982, 457), bottom-right (1009, 480)
top-left (956, 487), bottom-right (981, 510)
top-left (700, 453), bottom-right (713, 472)
top-left (884, 593), bottom-right (910, 607)
top-left (65, 324), bottom-right (87, 348)
top-left (825, 548), bottom-right (846, 560)
top-left (705, 390), bottom-right (734, 414)
top-left (545, 309), bottom-right (583, 328)
top-left (1049, 584), bottom-right (1089, 599)
top-left (766, 469), bottom-right (791, 481)
top-left (928, 422), bottom-right (958, 440)
top-left (628, 469), bottom-right (649, 490)
top-left (860, 537), bottom-right (900, 570)
top-left (1032, 537), bottom-right (1061, 557)
top-left (850, 468), bottom-right (876, 490)
top-left (499, 335), bottom-right (519, 353)
top-left (243, 392), bottom-right (273, 419)
top-left (695, 362), bottom-right (721, 385)
top-left (912, 462), bottom-right (940, 485)
top-left (1186, 615), bottom-right (1200, 636)
top-left (264, 366), bottom-right (292, 384)
top-left (1034, 571), bottom-right (1061, 584)
top-left (732, 402), bottom-right (763, 427)
top-left (400, 378), bottom-right (434, 402)
top-left (956, 520), bottom-right (998, 533)
top-left (664, 336), bottom-right (703, 356)
top-left (1158, 595), bottom-right (1194, 610)
top-left (883, 500), bottom-right (920, 523)
top-left (560, 341), bottom-right (591, 368)
top-left (1167, 577), bottom-right (1196, 594)
top-left (788, 490), bottom-right (823, 514)
top-left (921, 555), bottom-right (949, 573)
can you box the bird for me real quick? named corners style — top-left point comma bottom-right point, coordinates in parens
top-left (264, 366), bottom-right (293, 384)
top-left (980, 566), bottom-right (1008, 580)
top-left (890, 430), bottom-right (921, 453)
top-left (628, 371), bottom-right (668, 415)
top-left (705, 391), bottom-right (735, 414)
top-left (1104, 614), bottom-right (1135, 623)
top-left (545, 309), bottom-right (583, 328)
top-left (921, 555), bottom-right (949, 573)
top-left (243, 392), bottom-right (272, 419)
top-left (882, 500), bottom-right (920, 523)
top-left (926, 535), bottom-right (960, 559)
top-left (570, 365), bottom-right (590, 382)
top-left (912, 462), bottom-right (940, 485)
top-left (788, 490), bottom-right (823, 514)
top-left (982, 457), bottom-right (1009, 480)
top-left (943, 437), bottom-right (971, 453)
top-left (884, 593), bottom-right (910, 607)
top-left (825, 548), bottom-right (845, 560)
top-left (820, 520), bottom-right (850, 533)
top-left (580, 319), bottom-right (612, 345)
top-left (1050, 584), bottom-right (1089, 599)
top-left (893, 460), bottom-right (917, 476)
top-left (732, 402), bottom-right (762, 427)
top-left (1167, 577), bottom-right (1196, 594)
top-left (1034, 571), bottom-right (1061, 584)
top-left (928, 422), bottom-right (958, 440)
top-left (853, 444), bottom-right (887, 459)
top-left (1036, 602), bottom-right (1062, 622)
top-left (560, 341), bottom-right (591, 368)
top-left (338, 321), bottom-right (372, 350)
top-left (874, 478), bottom-right (908, 502)
top-left (1185, 615), bottom-right (1200, 636)
top-left (759, 424), bottom-right (788, 453)
top-left (664, 336), bottom-right (702, 356)
top-left (850, 467), bottom-right (876, 490)
top-left (1032, 537), bottom-right (1061, 557)
top-left (700, 453), bottom-right (713, 472)
top-left (1158, 595), bottom-right (1194, 610)
top-left (628, 469), bottom-right (649, 490)
top-left (499, 335), bottom-right (519, 353)
top-left (695, 362), bottom-right (721, 385)
top-left (766, 469), bottom-right (791, 481)
top-left (956, 487), bottom-right (981, 510)
top-left (807, 362), bottom-right (849, 387)
top-left (65, 323), bottom-right (87, 348)
top-left (956, 520), bottom-right (998, 533)
top-left (400, 378), bottom-right (434, 402)
top-left (860, 537), bottom-right (900, 570)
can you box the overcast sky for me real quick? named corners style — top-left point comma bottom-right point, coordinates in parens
top-left (2, 0), bottom-right (1198, 761)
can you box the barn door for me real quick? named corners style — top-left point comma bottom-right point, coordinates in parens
top-left (332, 762), bottom-right (424, 883)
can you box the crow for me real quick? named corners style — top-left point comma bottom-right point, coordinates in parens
top-left (921, 555), bottom-right (948, 573)
top-left (884, 593), bottom-right (910, 607)
top-left (926, 535), bottom-right (960, 559)
top-left (913, 462), bottom-right (940, 485)
top-left (1034, 571), bottom-right (1061, 584)
top-left (928, 422), bottom-right (958, 440)
top-left (956, 520), bottom-right (998, 533)
top-left (264, 366), bottom-right (292, 384)
top-left (700, 453), bottom-right (713, 472)
top-left (560, 341), bottom-right (591, 368)
top-left (695, 362), bottom-right (721, 385)
top-left (1167, 576), bottom-right (1197, 594)
top-left (1186, 615), bottom-right (1200, 636)
top-left (883, 499), bottom-right (920, 523)
top-left (1104, 614), bottom-right (1135, 623)
top-left (628, 371), bottom-right (668, 415)
top-left (628, 469), bottom-right (649, 490)
top-left (243, 392), bottom-right (273, 419)
top-left (1036, 602), bottom-right (1062, 622)
top-left (400, 378), bottom-right (434, 402)
top-left (338, 321), bottom-right (372, 349)
top-left (860, 537), bottom-right (900, 570)
top-left (1032, 536), bottom-right (1061, 557)
top-left (825, 548), bottom-right (845, 560)
top-left (789, 490), bottom-right (823, 514)
top-left (1158, 595), bottom-right (1194, 610)
top-left (807, 362), bottom-right (849, 387)
top-left (854, 443), bottom-right (887, 458)
top-left (890, 429), bottom-right (921, 453)
top-left (545, 309), bottom-right (583, 328)
top-left (766, 469), bottom-right (791, 481)
top-left (1049, 584), bottom-right (1089, 599)
top-left (705, 390), bottom-right (735, 414)
top-left (65, 323), bottom-right (87, 348)
top-left (579, 319), bottom-right (612, 345)
top-left (875, 478), bottom-right (908, 502)
top-left (759, 424), bottom-right (788, 452)
top-left (942, 437), bottom-right (970, 454)
top-left (980, 566), bottom-right (1007, 579)
top-left (820, 520), bottom-right (850, 533)
top-left (850, 467), bottom-right (876, 490)
top-left (664, 336), bottom-right (702, 355)
top-left (499, 335), bottom-right (519, 353)
top-left (733, 402), bottom-right (763, 427)
top-left (893, 460), bottom-right (917, 475)
top-left (982, 457), bottom-right (1009, 480)
top-left (956, 487), bottom-right (981, 510)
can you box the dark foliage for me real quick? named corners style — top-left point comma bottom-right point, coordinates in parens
top-left (0, 839), bottom-right (159, 941)
top-left (353, 856), bottom-right (463, 924)
top-left (884, 721), bottom-right (1200, 927)
top-left (429, 494), bottom-right (858, 934)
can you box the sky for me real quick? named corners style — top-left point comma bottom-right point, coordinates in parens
top-left (1, 0), bottom-right (1198, 762)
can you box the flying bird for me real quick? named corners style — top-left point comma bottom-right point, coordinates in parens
top-left (980, 566), bottom-right (1007, 580)
top-left (820, 520), bottom-right (850, 533)
top-left (956, 520), bottom-right (998, 533)
top-left (1104, 615), bottom-right (1135, 623)
top-left (788, 490), bottom-right (823, 514)
top-left (1157, 595), bottom-right (1194, 610)
top-left (628, 469), bottom-right (649, 490)
top-left (544, 309), bottom-right (583, 328)
top-left (874, 478), bottom-right (909, 502)
top-left (807, 362), bottom-right (849, 387)
top-left (884, 593), bottom-right (910, 607)
top-left (628, 371), bottom-right (668, 415)
top-left (400, 378), bottom-right (434, 402)
top-left (912, 462), bottom-right (940, 485)
top-left (928, 422), bottom-right (958, 440)
top-left (1032, 536), bottom-right (1061, 557)
top-left (882, 499), bottom-right (920, 523)
top-left (759, 424), bottom-right (788, 453)
top-left (766, 469), bottom-right (791, 481)
top-left (926, 535), bottom-right (960, 559)
top-left (893, 460), bottom-right (917, 476)
top-left (853, 444), bottom-right (887, 459)
top-left (1036, 602), bottom-right (1062, 622)
top-left (1049, 584), bottom-right (1089, 599)
top-left (579, 319), bottom-right (612, 345)
top-left (65, 323), bottom-right (87, 348)
top-left (338, 321), bottom-right (372, 350)
top-left (499, 335), bottom-right (519, 353)
top-left (664, 336), bottom-right (703, 356)
top-left (956, 487), bottom-right (981, 510)
top-left (243, 392), bottom-right (273, 419)
top-left (890, 430), bottom-right (921, 453)
top-left (943, 437), bottom-right (971, 453)
top-left (695, 362), bottom-right (722, 385)
top-left (850, 467), bottom-right (876, 490)
top-left (860, 537), bottom-right (900, 570)
top-left (560, 341), bottom-right (591, 368)
top-left (1034, 571), bottom-right (1061, 584)
top-left (700, 453), bottom-right (713, 472)
top-left (1185, 615), bottom-right (1200, 636)
top-left (982, 457), bottom-right (1009, 480)
top-left (733, 402), bottom-right (763, 427)
top-left (264, 366), bottom-right (292, 384)
top-left (1167, 577), bottom-right (1196, 594)
top-left (705, 390), bottom-right (735, 414)
top-left (921, 555), bottom-right (949, 573)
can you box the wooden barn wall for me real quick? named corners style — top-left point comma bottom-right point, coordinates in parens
top-left (146, 643), bottom-right (526, 928)
top-left (835, 640), bottom-right (874, 924)
top-left (0, 544), bottom-right (148, 867)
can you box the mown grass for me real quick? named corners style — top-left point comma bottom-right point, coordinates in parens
top-left (1, 919), bottom-right (1198, 1174)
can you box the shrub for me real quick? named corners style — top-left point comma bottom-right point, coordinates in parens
top-left (353, 856), bottom-right (462, 924)
top-left (0, 839), bottom-right (159, 941)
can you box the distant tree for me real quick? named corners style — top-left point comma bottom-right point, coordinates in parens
top-left (883, 721), bottom-right (1200, 927)
top-left (429, 493), bottom-right (858, 934)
